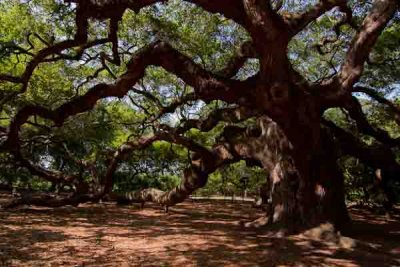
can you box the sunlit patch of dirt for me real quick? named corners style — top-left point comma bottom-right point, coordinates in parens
top-left (0, 193), bottom-right (399, 266)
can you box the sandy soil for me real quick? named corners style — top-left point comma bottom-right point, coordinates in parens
top-left (0, 194), bottom-right (399, 267)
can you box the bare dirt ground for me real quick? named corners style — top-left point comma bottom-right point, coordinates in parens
top-left (0, 193), bottom-right (399, 267)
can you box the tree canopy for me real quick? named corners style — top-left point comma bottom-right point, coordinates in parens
top-left (0, 0), bottom-right (399, 231)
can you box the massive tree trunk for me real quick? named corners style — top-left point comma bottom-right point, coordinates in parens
top-left (257, 139), bottom-right (349, 232)
top-left (289, 132), bottom-right (349, 231)
top-left (228, 0), bottom-right (348, 231)
top-left (255, 115), bottom-right (349, 231)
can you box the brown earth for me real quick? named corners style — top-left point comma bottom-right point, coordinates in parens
top-left (0, 193), bottom-right (399, 267)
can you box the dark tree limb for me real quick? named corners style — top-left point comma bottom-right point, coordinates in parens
top-left (323, 118), bottom-right (400, 209)
top-left (242, 0), bottom-right (288, 45)
top-left (344, 96), bottom-right (400, 147)
top-left (217, 41), bottom-right (257, 78)
top-left (11, 147), bottom-right (86, 190)
top-left (323, 119), bottom-right (400, 172)
top-left (174, 106), bottom-right (259, 134)
top-left (353, 86), bottom-right (400, 126)
top-left (285, 0), bottom-right (349, 36)
top-left (2, 40), bottom-right (254, 151)
top-left (0, 74), bottom-right (23, 84)
top-left (184, 0), bottom-right (247, 26)
top-left (98, 106), bottom-right (259, 205)
top-left (108, 18), bottom-right (122, 66)
top-left (109, 138), bottom-right (239, 208)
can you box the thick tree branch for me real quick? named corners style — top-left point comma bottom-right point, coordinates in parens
top-left (99, 124), bottom-right (219, 197)
top-left (185, 0), bottom-right (247, 26)
top-left (353, 86), bottom-right (400, 125)
top-left (96, 106), bottom-right (260, 205)
top-left (2, 40), bottom-right (252, 151)
top-left (0, 74), bottom-right (23, 84)
top-left (112, 115), bottom-right (293, 209)
top-left (11, 148), bottom-right (82, 187)
top-left (339, 0), bottom-right (398, 91)
top-left (242, 0), bottom-right (288, 44)
top-left (344, 96), bottom-right (400, 147)
top-left (118, 114), bottom-right (281, 208)
top-left (109, 138), bottom-right (238, 208)
top-left (323, 118), bottom-right (400, 174)
top-left (175, 106), bottom-right (259, 134)
top-left (67, 0), bottom-right (247, 26)
top-left (285, 0), bottom-right (349, 36)
top-left (217, 41), bottom-right (257, 78)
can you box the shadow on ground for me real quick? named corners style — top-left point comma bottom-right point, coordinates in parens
top-left (0, 193), bottom-right (399, 266)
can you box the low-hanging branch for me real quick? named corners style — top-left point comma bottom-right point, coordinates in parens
top-left (2, 125), bottom-right (223, 209)
top-left (112, 115), bottom-right (295, 214)
top-left (11, 147), bottom-right (87, 189)
top-left (4, 105), bottom-right (261, 209)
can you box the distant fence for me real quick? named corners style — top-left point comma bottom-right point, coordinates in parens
top-left (189, 195), bottom-right (255, 203)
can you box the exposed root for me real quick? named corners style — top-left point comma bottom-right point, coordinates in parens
top-left (302, 223), bottom-right (357, 249)
top-left (241, 215), bottom-right (270, 228)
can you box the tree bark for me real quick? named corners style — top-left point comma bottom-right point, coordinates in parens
top-left (265, 144), bottom-right (349, 232)
top-left (225, 115), bottom-right (350, 232)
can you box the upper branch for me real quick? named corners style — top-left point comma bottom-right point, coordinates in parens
top-left (339, 0), bottom-right (398, 91)
top-left (217, 41), bottom-right (257, 78)
top-left (0, 0), bottom-right (160, 103)
top-left (142, 41), bottom-right (251, 104)
top-left (68, 0), bottom-right (247, 26)
top-left (185, 0), bottom-right (247, 26)
top-left (285, 0), bottom-right (349, 36)
top-left (174, 106), bottom-right (259, 134)
top-left (242, 0), bottom-right (288, 45)
top-left (2, 40), bottom-right (251, 151)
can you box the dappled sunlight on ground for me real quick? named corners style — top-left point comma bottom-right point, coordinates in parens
top-left (0, 194), bottom-right (399, 266)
